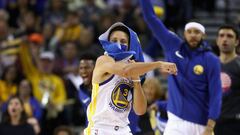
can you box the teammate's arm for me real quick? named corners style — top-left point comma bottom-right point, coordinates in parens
top-left (203, 55), bottom-right (222, 135)
top-left (139, 0), bottom-right (182, 52)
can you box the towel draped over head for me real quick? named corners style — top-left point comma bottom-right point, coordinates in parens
top-left (99, 22), bottom-right (144, 62)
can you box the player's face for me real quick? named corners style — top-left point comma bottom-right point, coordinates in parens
top-left (217, 29), bottom-right (239, 54)
top-left (79, 60), bottom-right (95, 86)
top-left (109, 30), bottom-right (129, 49)
top-left (184, 28), bottom-right (204, 48)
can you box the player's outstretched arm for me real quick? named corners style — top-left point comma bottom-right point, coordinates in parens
top-left (95, 55), bottom-right (177, 78)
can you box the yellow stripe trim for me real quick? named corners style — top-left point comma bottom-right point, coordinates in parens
top-left (85, 83), bottom-right (99, 135)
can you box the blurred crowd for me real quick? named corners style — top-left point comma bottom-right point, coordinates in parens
top-left (0, 0), bottom-right (239, 135)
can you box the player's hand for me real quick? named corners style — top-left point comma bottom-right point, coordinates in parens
top-left (147, 103), bottom-right (158, 112)
top-left (159, 61), bottom-right (177, 75)
top-left (27, 117), bottom-right (41, 134)
top-left (201, 127), bottom-right (214, 135)
top-left (128, 60), bottom-right (140, 80)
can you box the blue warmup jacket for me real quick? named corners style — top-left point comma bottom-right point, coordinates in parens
top-left (139, 0), bottom-right (222, 125)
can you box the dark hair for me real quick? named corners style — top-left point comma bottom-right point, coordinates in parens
top-left (63, 41), bottom-right (78, 47)
top-left (1, 96), bottom-right (28, 125)
top-left (79, 53), bottom-right (97, 62)
top-left (108, 25), bottom-right (130, 46)
top-left (53, 126), bottom-right (73, 135)
top-left (218, 25), bottom-right (239, 39)
top-left (0, 64), bottom-right (20, 84)
top-left (16, 79), bottom-right (34, 97)
top-left (67, 10), bottom-right (79, 17)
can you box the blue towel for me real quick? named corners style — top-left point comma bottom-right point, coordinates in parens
top-left (98, 22), bottom-right (144, 62)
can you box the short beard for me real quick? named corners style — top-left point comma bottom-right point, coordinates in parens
top-left (186, 39), bottom-right (203, 50)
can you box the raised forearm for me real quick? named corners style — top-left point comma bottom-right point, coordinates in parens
top-left (139, 0), bottom-right (171, 42)
top-left (138, 0), bottom-right (182, 51)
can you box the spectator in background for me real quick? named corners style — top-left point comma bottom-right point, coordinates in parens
top-left (27, 33), bottom-right (44, 65)
top-left (104, 0), bottom-right (124, 8)
top-left (97, 11), bottom-right (116, 37)
top-left (66, 0), bottom-right (106, 11)
top-left (134, 1), bottom-right (165, 59)
top-left (214, 25), bottom-right (240, 135)
top-left (192, 0), bottom-right (215, 13)
top-left (0, 57), bottom-right (2, 80)
top-left (51, 11), bottom-right (82, 49)
top-left (27, 117), bottom-right (41, 135)
top-left (17, 79), bottom-right (43, 122)
top-left (0, 10), bottom-right (9, 43)
top-left (164, 0), bottom-right (192, 32)
top-left (56, 42), bottom-right (82, 126)
top-left (19, 41), bottom-right (66, 134)
top-left (0, 65), bottom-right (19, 107)
top-left (17, 79), bottom-right (42, 134)
top-left (53, 125), bottom-right (73, 135)
top-left (114, 0), bottom-right (137, 28)
top-left (16, 11), bottom-right (40, 36)
top-left (143, 77), bottom-right (168, 135)
top-left (54, 42), bottom-right (79, 77)
top-left (1, 79), bottom-right (41, 134)
top-left (0, 9), bottom-right (9, 24)
top-left (132, 8), bottom-right (151, 49)
top-left (0, 0), bottom-right (7, 8)
top-left (139, 0), bottom-right (222, 135)
top-left (0, 16), bottom-right (23, 67)
top-left (44, 0), bottom-right (66, 26)
top-left (5, 0), bottom-right (36, 28)
top-left (0, 10), bottom-right (23, 77)
top-left (41, 23), bottom-right (54, 51)
top-left (78, 0), bottom-right (102, 26)
top-left (78, 53), bottom-right (97, 127)
top-left (0, 96), bottom-right (35, 135)
top-left (78, 27), bottom-right (104, 57)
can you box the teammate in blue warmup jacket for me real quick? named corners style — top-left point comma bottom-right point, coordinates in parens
top-left (139, 0), bottom-right (222, 135)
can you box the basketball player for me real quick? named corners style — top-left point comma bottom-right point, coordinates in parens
top-left (139, 0), bottom-right (222, 135)
top-left (84, 22), bottom-right (177, 135)
top-left (214, 25), bottom-right (240, 135)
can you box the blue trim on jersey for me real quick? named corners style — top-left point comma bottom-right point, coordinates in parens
top-left (99, 75), bottom-right (115, 86)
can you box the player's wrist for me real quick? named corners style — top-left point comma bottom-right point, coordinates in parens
top-left (132, 79), bottom-right (141, 83)
top-left (206, 119), bottom-right (215, 130)
top-left (205, 124), bottom-right (214, 133)
top-left (158, 61), bottom-right (164, 69)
